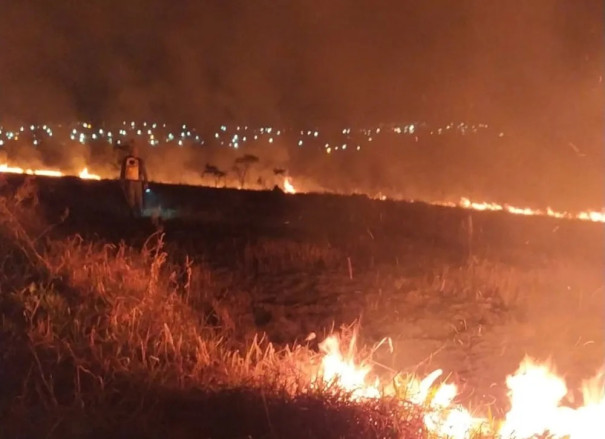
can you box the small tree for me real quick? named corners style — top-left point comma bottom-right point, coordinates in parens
top-left (233, 154), bottom-right (259, 189)
top-left (202, 163), bottom-right (226, 187)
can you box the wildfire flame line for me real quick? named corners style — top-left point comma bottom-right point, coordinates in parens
top-left (372, 192), bottom-right (604, 223)
top-left (1, 163), bottom-right (603, 224)
top-left (435, 197), bottom-right (605, 224)
top-left (0, 163), bottom-right (101, 180)
top-left (316, 333), bottom-right (605, 439)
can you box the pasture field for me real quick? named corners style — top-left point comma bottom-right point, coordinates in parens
top-left (0, 175), bottom-right (602, 438)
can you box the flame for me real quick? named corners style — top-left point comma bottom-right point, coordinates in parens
top-left (499, 357), bottom-right (605, 439)
top-left (284, 176), bottom-right (296, 194)
top-left (1, 161), bottom-right (603, 223)
top-left (78, 167), bottom-right (101, 180)
top-left (316, 332), bottom-right (380, 399)
top-left (314, 333), bottom-right (605, 439)
top-left (1, 163), bottom-right (101, 181)
top-left (433, 197), bottom-right (605, 224)
top-left (0, 163), bottom-right (64, 177)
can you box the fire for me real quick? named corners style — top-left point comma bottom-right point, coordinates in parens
top-left (78, 167), bottom-right (101, 180)
top-left (0, 163), bottom-right (102, 181)
top-left (499, 358), bottom-right (605, 439)
top-left (0, 163), bottom-right (63, 178)
top-left (314, 332), bottom-right (605, 439)
top-left (316, 332), bottom-right (381, 399)
top-left (284, 176), bottom-right (296, 194)
top-left (435, 197), bottom-right (605, 224)
top-left (2, 161), bottom-right (603, 224)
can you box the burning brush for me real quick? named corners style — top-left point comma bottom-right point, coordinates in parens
top-left (311, 328), bottom-right (604, 439)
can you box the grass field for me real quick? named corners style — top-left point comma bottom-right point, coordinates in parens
top-left (0, 175), bottom-right (603, 438)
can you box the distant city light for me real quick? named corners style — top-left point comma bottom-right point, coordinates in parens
top-left (0, 119), bottom-right (494, 165)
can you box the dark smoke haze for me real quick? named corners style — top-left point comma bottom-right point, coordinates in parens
top-left (0, 1), bottom-right (602, 209)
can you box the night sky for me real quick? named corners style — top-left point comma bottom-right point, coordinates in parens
top-left (0, 1), bottom-right (602, 141)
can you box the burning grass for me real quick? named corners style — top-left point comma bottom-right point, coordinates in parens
top-left (0, 181), bottom-right (603, 439)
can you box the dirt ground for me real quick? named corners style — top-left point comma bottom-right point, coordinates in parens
top-left (6, 174), bottom-right (604, 417)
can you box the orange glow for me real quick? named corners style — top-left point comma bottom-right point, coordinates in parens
top-left (314, 333), bottom-right (605, 439)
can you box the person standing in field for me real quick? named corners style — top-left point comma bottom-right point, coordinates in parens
top-left (120, 143), bottom-right (149, 217)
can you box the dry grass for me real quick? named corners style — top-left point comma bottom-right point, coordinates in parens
top-left (1, 180), bottom-right (600, 439)
top-left (242, 238), bottom-right (343, 274)
top-left (0, 182), bottom-right (434, 439)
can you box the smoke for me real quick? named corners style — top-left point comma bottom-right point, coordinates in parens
top-left (0, 1), bottom-right (602, 208)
